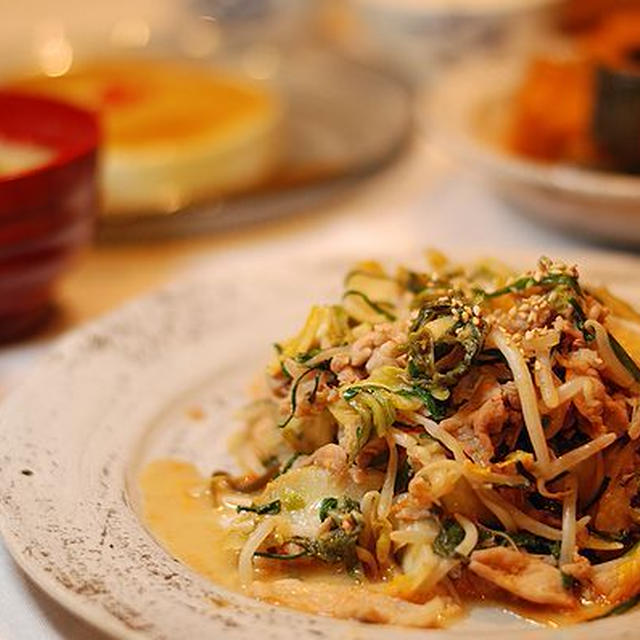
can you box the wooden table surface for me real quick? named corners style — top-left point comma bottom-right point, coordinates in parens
top-left (45, 186), bottom-right (375, 340)
top-left (39, 140), bottom-right (429, 342)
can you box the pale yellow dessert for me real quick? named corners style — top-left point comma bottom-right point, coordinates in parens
top-left (14, 59), bottom-right (282, 213)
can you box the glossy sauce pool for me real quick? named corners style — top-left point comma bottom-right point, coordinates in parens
top-left (140, 459), bottom-right (621, 628)
top-left (140, 460), bottom-right (241, 592)
top-left (140, 460), bottom-right (357, 593)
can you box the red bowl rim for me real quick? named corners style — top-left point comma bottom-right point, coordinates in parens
top-left (0, 90), bottom-right (100, 186)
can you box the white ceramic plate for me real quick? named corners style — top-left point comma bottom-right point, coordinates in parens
top-left (429, 56), bottom-right (640, 247)
top-left (2, 246), bottom-right (640, 639)
top-left (350, 0), bottom-right (560, 79)
top-left (355, 0), bottom-right (559, 18)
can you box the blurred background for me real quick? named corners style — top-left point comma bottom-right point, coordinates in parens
top-left (1, 0), bottom-right (640, 342)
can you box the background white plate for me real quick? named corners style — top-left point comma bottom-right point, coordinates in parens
top-left (428, 56), bottom-right (640, 247)
top-left (1, 246), bottom-right (640, 639)
top-left (354, 0), bottom-right (560, 18)
top-left (349, 0), bottom-right (560, 81)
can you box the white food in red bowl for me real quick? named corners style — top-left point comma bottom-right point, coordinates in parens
top-left (0, 90), bottom-right (99, 341)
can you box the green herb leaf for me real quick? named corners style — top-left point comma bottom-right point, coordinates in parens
top-left (291, 529), bottom-right (359, 568)
top-left (342, 383), bottom-right (446, 422)
top-left (401, 386), bottom-right (446, 421)
top-left (561, 572), bottom-right (575, 590)
top-left (275, 452), bottom-right (302, 478)
top-left (273, 343), bottom-right (293, 379)
top-left (586, 528), bottom-right (632, 544)
top-left (342, 386), bottom-right (365, 401)
top-left (527, 492), bottom-right (562, 517)
top-left (342, 290), bottom-right (396, 321)
top-left (407, 297), bottom-right (485, 391)
top-left (254, 550), bottom-right (308, 560)
top-left (237, 499), bottom-right (281, 515)
top-left (508, 532), bottom-right (561, 558)
top-left (433, 519), bottom-right (465, 557)
top-left (295, 348), bottom-right (321, 363)
top-left (280, 361), bottom-right (292, 380)
top-left (569, 298), bottom-right (595, 342)
top-left (307, 372), bottom-right (322, 404)
top-left (319, 497), bottom-right (338, 522)
top-left (394, 457), bottom-right (414, 493)
top-left (405, 270), bottom-right (427, 294)
top-left (485, 273), bottom-right (582, 299)
top-left (609, 332), bottom-right (640, 382)
top-left (278, 364), bottom-right (328, 429)
top-left (344, 269), bottom-right (396, 285)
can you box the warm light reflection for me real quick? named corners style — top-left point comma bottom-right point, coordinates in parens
top-left (37, 32), bottom-right (73, 77)
top-left (110, 18), bottom-right (151, 48)
top-left (159, 186), bottom-right (186, 215)
top-left (179, 16), bottom-right (221, 58)
top-left (242, 44), bottom-right (280, 80)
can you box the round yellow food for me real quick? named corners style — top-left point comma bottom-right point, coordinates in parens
top-left (14, 59), bottom-right (282, 214)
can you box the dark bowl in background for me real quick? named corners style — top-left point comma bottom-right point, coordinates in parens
top-left (593, 64), bottom-right (640, 173)
top-left (0, 91), bottom-right (100, 342)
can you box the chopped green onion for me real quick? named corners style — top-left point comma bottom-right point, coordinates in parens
top-left (279, 365), bottom-right (328, 429)
top-left (569, 298), bottom-right (595, 342)
top-left (237, 499), bottom-right (281, 515)
top-left (433, 519), bottom-right (465, 557)
top-left (342, 290), bottom-right (396, 321)
top-left (319, 497), bottom-right (338, 522)
top-left (277, 453), bottom-right (302, 478)
top-left (484, 273), bottom-right (581, 299)
top-left (254, 550), bottom-right (308, 560)
top-left (608, 332), bottom-right (640, 382)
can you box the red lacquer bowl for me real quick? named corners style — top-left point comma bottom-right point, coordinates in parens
top-left (0, 91), bottom-right (100, 341)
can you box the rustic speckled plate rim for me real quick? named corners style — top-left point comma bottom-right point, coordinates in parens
top-left (1, 246), bottom-right (640, 640)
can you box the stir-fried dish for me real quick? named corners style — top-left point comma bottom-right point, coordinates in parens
top-left (145, 253), bottom-right (640, 628)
